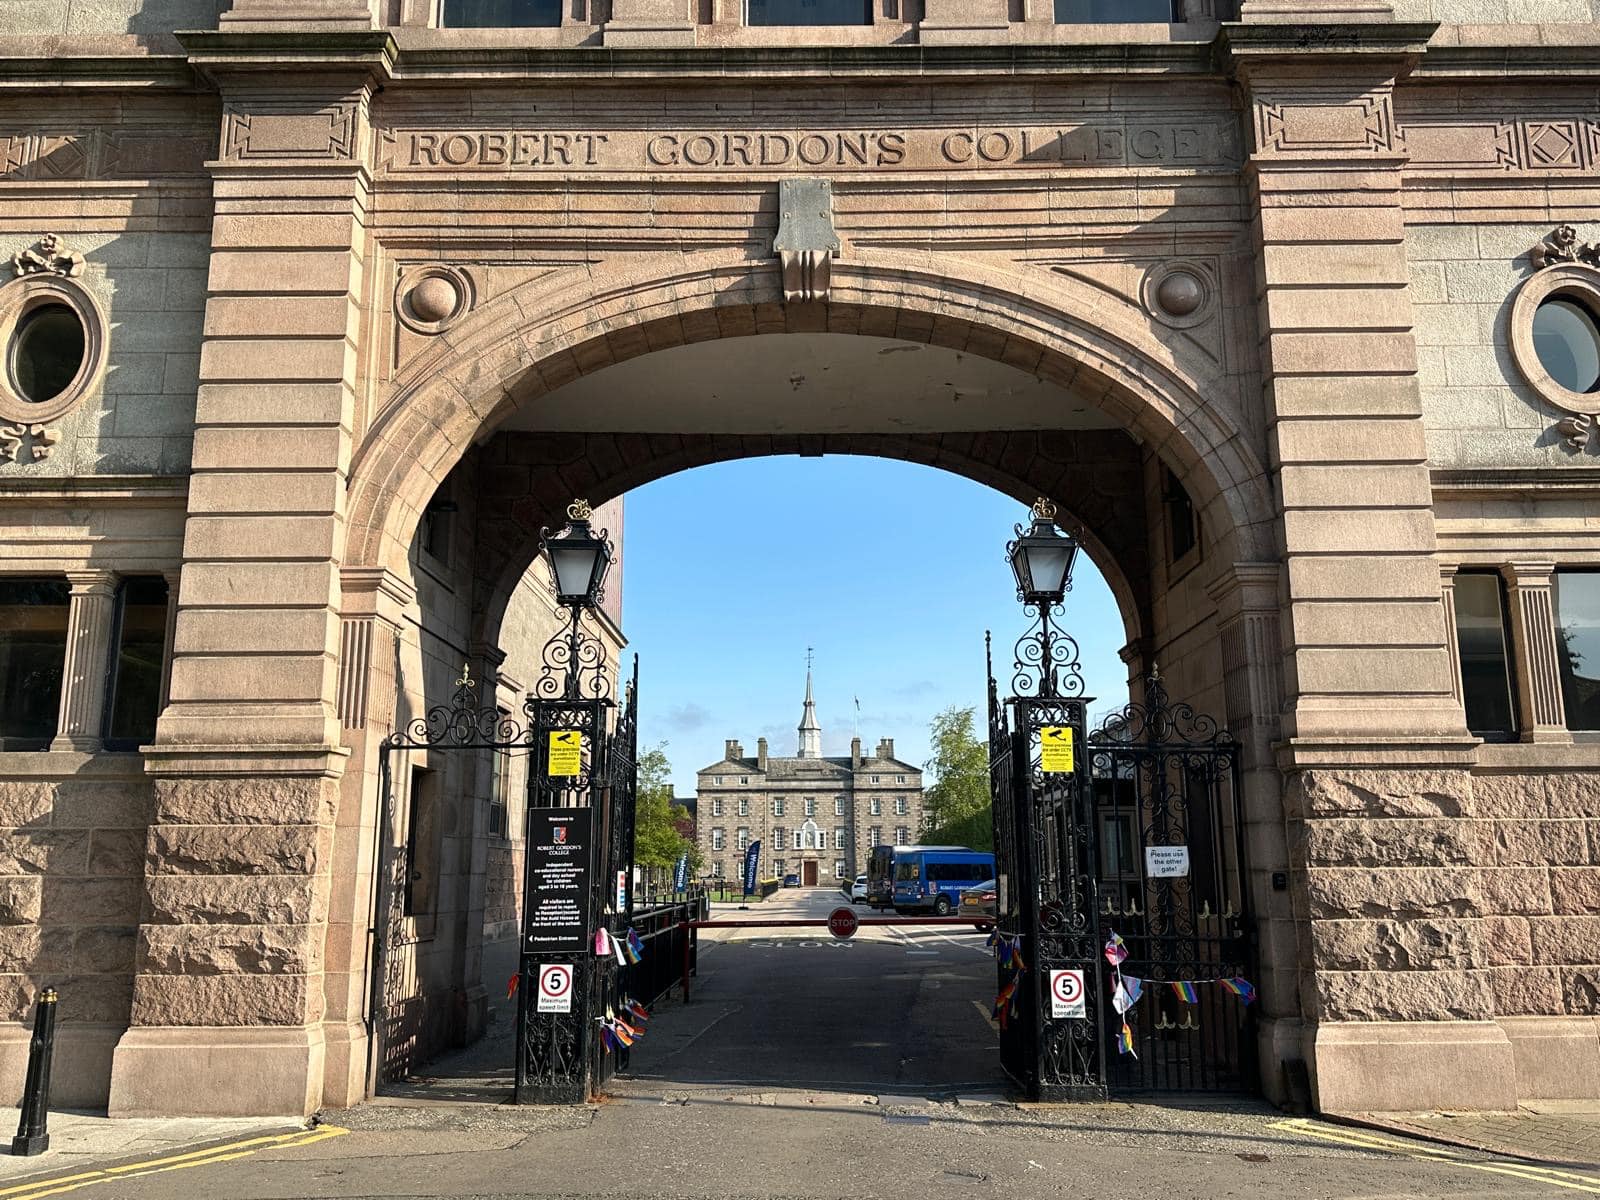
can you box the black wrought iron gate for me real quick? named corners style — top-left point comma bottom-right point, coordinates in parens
top-left (987, 626), bottom-right (1253, 1099)
top-left (368, 657), bottom-right (639, 1103)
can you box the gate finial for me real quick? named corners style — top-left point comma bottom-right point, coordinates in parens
top-left (456, 662), bottom-right (475, 689)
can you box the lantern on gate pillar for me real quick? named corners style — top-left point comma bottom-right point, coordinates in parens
top-left (537, 499), bottom-right (615, 699)
top-left (1005, 498), bottom-right (1082, 700)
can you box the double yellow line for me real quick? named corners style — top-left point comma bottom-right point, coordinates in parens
top-left (1272, 1116), bottom-right (1600, 1195)
top-left (0, 1124), bottom-right (347, 1200)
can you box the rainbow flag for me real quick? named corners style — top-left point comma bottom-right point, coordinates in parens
top-left (1170, 980), bottom-right (1199, 1004)
top-left (507, 973), bottom-right (519, 1000)
top-left (1117, 1021), bottom-right (1137, 1057)
top-left (624, 998), bottom-right (651, 1023)
top-left (627, 929), bottom-right (646, 961)
top-left (1104, 932), bottom-right (1128, 967)
top-left (1220, 977), bottom-right (1257, 1006)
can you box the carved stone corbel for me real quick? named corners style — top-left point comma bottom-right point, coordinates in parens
top-left (1556, 414), bottom-right (1592, 451)
top-left (773, 178), bottom-right (841, 303)
top-left (1530, 225), bottom-right (1600, 271)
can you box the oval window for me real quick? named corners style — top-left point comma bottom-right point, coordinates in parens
top-left (1532, 297), bottom-right (1600, 395)
top-left (10, 303), bottom-right (87, 405)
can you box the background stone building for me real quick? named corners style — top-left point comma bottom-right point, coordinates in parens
top-left (694, 674), bottom-right (925, 885)
top-left (0, 0), bottom-right (1597, 1121)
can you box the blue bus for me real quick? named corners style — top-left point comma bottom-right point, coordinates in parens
top-left (891, 847), bottom-right (996, 916)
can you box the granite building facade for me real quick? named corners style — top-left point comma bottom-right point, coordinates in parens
top-left (0, 0), bottom-right (1597, 1120)
top-left (694, 674), bottom-right (925, 885)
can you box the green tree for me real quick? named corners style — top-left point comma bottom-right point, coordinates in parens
top-left (633, 742), bottom-right (692, 868)
top-left (920, 705), bottom-right (993, 851)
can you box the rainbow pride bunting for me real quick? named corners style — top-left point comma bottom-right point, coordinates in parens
top-left (1104, 933), bottom-right (1128, 967)
top-left (507, 972), bottom-right (519, 1000)
top-left (1117, 1021), bottom-right (1137, 1057)
top-left (1220, 977), bottom-right (1257, 1006)
top-left (1169, 980), bottom-right (1199, 1004)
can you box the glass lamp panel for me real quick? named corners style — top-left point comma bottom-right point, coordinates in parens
top-left (548, 541), bottom-right (600, 602)
top-left (1023, 542), bottom-right (1073, 597)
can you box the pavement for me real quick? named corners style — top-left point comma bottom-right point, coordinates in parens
top-left (3, 888), bottom-right (1598, 1198)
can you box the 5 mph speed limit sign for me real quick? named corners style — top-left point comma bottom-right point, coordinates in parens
top-left (1049, 969), bottom-right (1086, 1019)
top-left (537, 964), bottom-right (574, 1013)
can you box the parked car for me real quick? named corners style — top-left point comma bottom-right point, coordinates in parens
top-left (849, 874), bottom-right (868, 903)
top-left (783, 873), bottom-right (799, 887)
top-left (958, 878), bottom-right (997, 932)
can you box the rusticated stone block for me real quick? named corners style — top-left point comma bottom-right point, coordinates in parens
top-left (145, 875), bottom-right (327, 926)
top-left (0, 830), bottom-right (90, 876)
top-left (52, 780), bottom-right (151, 830)
top-left (74, 926), bottom-right (137, 975)
top-left (1316, 968), bottom-right (1494, 1022)
top-left (1479, 915), bottom-right (1533, 966)
top-left (1487, 820), bottom-right (1590, 868)
top-left (138, 923), bottom-right (321, 976)
top-left (1552, 869), bottom-right (1600, 916)
top-left (130, 971), bottom-right (323, 1027)
top-left (1301, 818), bottom-right (1480, 868)
top-left (153, 777), bottom-right (337, 827)
top-left (1548, 772), bottom-right (1600, 819)
top-left (1312, 918), bottom-right (1485, 971)
top-left (1288, 769), bottom-right (1471, 820)
top-left (1490, 966), bottom-right (1564, 1016)
top-left (88, 828), bottom-right (147, 875)
top-left (1477, 868), bottom-right (1553, 916)
top-left (0, 878), bottom-right (43, 925)
top-left (1561, 968), bottom-right (1600, 1014)
top-left (0, 784), bottom-right (54, 827)
top-left (1591, 822), bottom-right (1600, 867)
top-left (1306, 867), bottom-right (1481, 920)
top-left (57, 974), bottom-right (133, 1025)
top-left (1472, 772), bottom-right (1549, 820)
top-left (41, 877), bottom-right (140, 925)
top-left (1529, 917), bottom-right (1600, 966)
top-left (0, 927), bottom-right (68, 975)
top-left (147, 824), bottom-right (329, 876)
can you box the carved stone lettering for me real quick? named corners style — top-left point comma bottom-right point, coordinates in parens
top-left (382, 122), bottom-right (1233, 174)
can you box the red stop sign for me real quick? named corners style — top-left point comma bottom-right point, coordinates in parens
top-left (827, 907), bottom-right (859, 940)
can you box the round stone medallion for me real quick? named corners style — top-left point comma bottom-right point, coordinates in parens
top-left (1155, 271), bottom-right (1204, 318)
top-left (395, 266), bottom-right (474, 335)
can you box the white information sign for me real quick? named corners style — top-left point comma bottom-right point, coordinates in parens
top-left (1049, 969), bottom-right (1087, 1019)
top-left (537, 963), bottom-right (574, 1013)
top-left (1145, 845), bottom-right (1191, 879)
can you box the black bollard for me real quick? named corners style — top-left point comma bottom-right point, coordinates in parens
top-left (12, 987), bottom-right (57, 1157)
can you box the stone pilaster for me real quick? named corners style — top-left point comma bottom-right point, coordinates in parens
top-left (604, 0), bottom-right (697, 46)
top-left (919, 0), bottom-right (1011, 45)
top-left (50, 571), bottom-right (119, 753)
top-left (110, 39), bottom-right (387, 1119)
top-left (1502, 562), bottom-right (1568, 743)
top-left (1228, 26), bottom-right (1512, 1113)
top-left (1207, 563), bottom-right (1299, 1099)
top-left (1438, 564), bottom-right (1464, 710)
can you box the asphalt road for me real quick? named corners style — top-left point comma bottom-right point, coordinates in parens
top-left (33, 889), bottom-right (1598, 1200)
top-left (624, 886), bottom-right (1002, 1093)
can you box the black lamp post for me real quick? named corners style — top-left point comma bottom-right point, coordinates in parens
top-left (1006, 498), bottom-right (1080, 698)
top-left (538, 499), bottom-right (614, 699)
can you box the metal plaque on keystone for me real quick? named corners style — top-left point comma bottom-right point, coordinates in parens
top-left (827, 906), bottom-right (859, 940)
top-left (537, 963), bottom-right (574, 1013)
top-left (1049, 969), bottom-right (1087, 1019)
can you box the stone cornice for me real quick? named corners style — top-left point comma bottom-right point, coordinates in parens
top-left (1431, 467), bottom-right (1600, 497)
top-left (1412, 41), bottom-right (1600, 81)
top-left (0, 53), bottom-right (195, 90)
top-left (1215, 20), bottom-right (1439, 80)
top-left (177, 28), bottom-right (397, 87)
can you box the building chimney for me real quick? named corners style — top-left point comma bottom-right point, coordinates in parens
top-left (725, 739), bottom-right (739, 761)
top-left (851, 737), bottom-right (862, 768)
top-left (877, 738), bottom-right (894, 760)
top-left (757, 737), bottom-right (768, 770)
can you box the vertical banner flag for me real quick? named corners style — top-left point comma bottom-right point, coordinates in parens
top-left (673, 852), bottom-right (689, 893)
top-left (742, 840), bottom-right (761, 896)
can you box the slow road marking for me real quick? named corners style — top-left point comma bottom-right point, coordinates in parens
top-left (1272, 1117), bottom-right (1600, 1194)
top-left (0, 1125), bottom-right (348, 1200)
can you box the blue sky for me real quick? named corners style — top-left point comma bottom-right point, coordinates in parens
top-left (620, 456), bottom-right (1130, 794)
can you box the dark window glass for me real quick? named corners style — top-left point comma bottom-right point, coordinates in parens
top-left (0, 579), bottom-right (69, 747)
top-left (1055, 0), bottom-right (1174, 20)
top-left (10, 304), bottom-right (86, 404)
top-left (1165, 472), bottom-right (1198, 562)
top-left (405, 767), bottom-right (440, 917)
top-left (441, 0), bottom-right (560, 26)
top-left (749, 0), bottom-right (871, 25)
top-left (1555, 570), bottom-right (1600, 732)
top-left (1455, 573), bottom-right (1518, 739)
top-left (1532, 298), bottom-right (1600, 394)
top-left (105, 576), bottom-right (169, 750)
